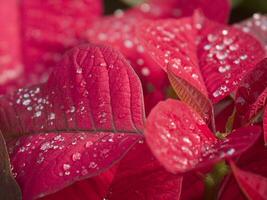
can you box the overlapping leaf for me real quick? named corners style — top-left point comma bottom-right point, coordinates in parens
top-left (145, 99), bottom-right (261, 174)
top-left (0, 0), bottom-right (102, 94)
top-left (148, 0), bottom-right (230, 23)
top-left (219, 139), bottom-right (267, 200)
top-left (230, 162), bottom-right (267, 200)
top-left (235, 14), bottom-right (267, 53)
top-left (85, 0), bottom-right (230, 113)
top-left (105, 139), bottom-right (183, 200)
top-left (235, 58), bottom-right (267, 123)
top-left (8, 132), bottom-right (138, 200)
top-left (3, 44), bottom-right (145, 199)
top-left (138, 12), bottom-right (265, 121)
top-left (0, 44), bottom-right (145, 138)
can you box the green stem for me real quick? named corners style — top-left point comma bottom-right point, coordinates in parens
top-left (204, 162), bottom-right (229, 200)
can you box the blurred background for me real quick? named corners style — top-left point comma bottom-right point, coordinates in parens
top-left (103, 0), bottom-right (267, 23)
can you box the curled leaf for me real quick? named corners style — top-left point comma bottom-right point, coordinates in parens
top-left (145, 99), bottom-right (261, 174)
top-left (235, 58), bottom-right (267, 123)
top-left (138, 12), bottom-right (265, 110)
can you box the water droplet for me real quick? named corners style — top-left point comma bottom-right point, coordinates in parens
top-left (124, 40), bottom-right (134, 48)
top-left (72, 152), bottom-right (81, 161)
top-left (218, 65), bottom-right (231, 73)
top-left (76, 68), bottom-right (83, 74)
top-left (22, 99), bottom-right (31, 106)
top-left (63, 164), bottom-right (71, 171)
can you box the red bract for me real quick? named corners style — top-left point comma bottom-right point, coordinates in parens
top-left (148, 0), bottom-right (230, 23)
top-left (85, 0), bottom-right (230, 113)
top-left (1, 44), bottom-right (145, 199)
top-left (145, 99), bottom-right (261, 174)
top-left (230, 162), bottom-right (267, 200)
top-left (137, 12), bottom-right (265, 121)
top-left (235, 58), bottom-right (267, 122)
top-left (235, 14), bottom-right (267, 52)
top-left (0, 0), bottom-right (102, 94)
top-left (219, 139), bottom-right (267, 200)
top-left (105, 139), bottom-right (183, 200)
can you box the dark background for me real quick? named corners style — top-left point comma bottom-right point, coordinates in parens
top-left (103, 0), bottom-right (267, 23)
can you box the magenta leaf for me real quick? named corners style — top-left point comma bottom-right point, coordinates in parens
top-left (230, 162), bottom-right (267, 200)
top-left (138, 12), bottom-right (265, 106)
top-left (105, 138), bottom-right (183, 200)
top-left (8, 132), bottom-right (139, 200)
top-left (145, 99), bottom-right (261, 174)
top-left (235, 58), bottom-right (267, 123)
top-left (235, 14), bottom-right (267, 52)
top-left (0, 0), bottom-right (102, 94)
top-left (0, 44), bottom-right (145, 138)
top-left (0, 132), bottom-right (22, 200)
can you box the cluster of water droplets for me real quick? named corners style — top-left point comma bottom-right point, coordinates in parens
top-left (236, 13), bottom-right (267, 51)
top-left (9, 132), bottom-right (134, 179)
top-left (201, 28), bottom-right (250, 98)
top-left (14, 87), bottom-right (53, 121)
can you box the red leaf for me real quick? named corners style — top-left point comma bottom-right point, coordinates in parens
top-left (219, 138), bottom-right (267, 200)
top-left (86, 0), bottom-right (231, 113)
top-left (0, 0), bottom-right (102, 94)
top-left (0, 131), bottom-right (22, 200)
top-left (230, 162), bottom-right (267, 200)
top-left (0, 1), bottom-right (23, 94)
top-left (105, 139), bottom-right (183, 200)
top-left (145, 99), bottom-right (261, 174)
top-left (148, 0), bottom-right (230, 23)
top-left (40, 169), bottom-right (115, 200)
top-left (8, 132), bottom-right (139, 200)
top-left (180, 173), bottom-right (205, 200)
top-left (138, 12), bottom-right (265, 107)
top-left (0, 44), bottom-right (145, 138)
top-left (264, 108), bottom-right (267, 144)
top-left (235, 58), bottom-right (267, 122)
top-left (235, 14), bottom-right (267, 53)
top-left (85, 10), bottom-right (169, 114)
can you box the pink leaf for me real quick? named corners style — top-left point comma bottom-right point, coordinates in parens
top-left (235, 58), bottom-right (267, 122)
top-left (0, 44), bottom-right (145, 138)
top-left (105, 139), bottom-right (183, 200)
top-left (0, 0), bottom-right (102, 94)
top-left (8, 132), bottom-right (139, 200)
top-left (235, 14), bottom-right (267, 53)
top-left (230, 162), bottom-right (267, 200)
top-left (145, 99), bottom-right (261, 174)
top-left (138, 12), bottom-right (265, 106)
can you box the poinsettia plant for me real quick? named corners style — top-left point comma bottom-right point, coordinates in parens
top-left (0, 0), bottom-right (267, 200)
